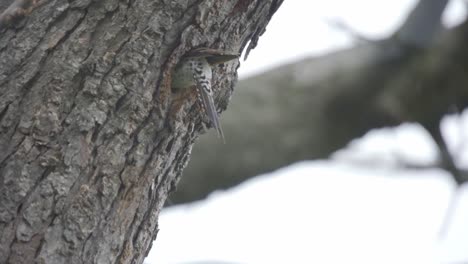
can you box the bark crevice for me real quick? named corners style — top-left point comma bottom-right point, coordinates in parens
top-left (0, 0), bottom-right (284, 263)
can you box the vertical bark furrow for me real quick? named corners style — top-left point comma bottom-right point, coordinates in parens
top-left (0, 0), bottom-right (283, 263)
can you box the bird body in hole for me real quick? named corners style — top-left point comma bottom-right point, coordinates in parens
top-left (172, 48), bottom-right (238, 142)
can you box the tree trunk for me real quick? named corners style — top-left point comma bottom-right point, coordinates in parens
top-left (170, 0), bottom-right (468, 205)
top-left (0, 0), bottom-right (283, 263)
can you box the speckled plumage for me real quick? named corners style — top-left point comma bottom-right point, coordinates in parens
top-left (172, 48), bottom-right (238, 141)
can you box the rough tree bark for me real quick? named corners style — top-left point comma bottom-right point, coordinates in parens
top-left (171, 0), bottom-right (468, 205)
top-left (0, 0), bottom-right (283, 263)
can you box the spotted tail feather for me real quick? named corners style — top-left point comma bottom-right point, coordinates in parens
top-left (196, 85), bottom-right (225, 142)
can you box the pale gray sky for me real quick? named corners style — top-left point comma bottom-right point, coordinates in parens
top-left (239, 0), bottom-right (467, 78)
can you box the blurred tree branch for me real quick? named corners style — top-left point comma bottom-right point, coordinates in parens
top-left (169, 0), bottom-right (468, 205)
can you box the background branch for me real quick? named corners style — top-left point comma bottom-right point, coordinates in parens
top-left (169, 1), bottom-right (468, 205)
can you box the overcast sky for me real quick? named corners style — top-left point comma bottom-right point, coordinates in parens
top-left (238, 0), bottom-right (467, 78)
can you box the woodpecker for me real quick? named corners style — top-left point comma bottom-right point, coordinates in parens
top-left (172, 48), bottom-right (238, 141)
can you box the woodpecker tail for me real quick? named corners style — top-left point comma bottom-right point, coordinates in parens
top-left (196, 85), bottom-right (225, 143)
